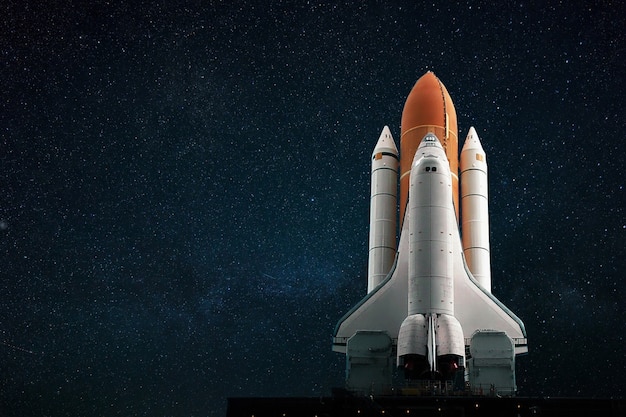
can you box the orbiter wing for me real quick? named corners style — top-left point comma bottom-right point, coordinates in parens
top-left (332, 208), bottom-right (528, 355)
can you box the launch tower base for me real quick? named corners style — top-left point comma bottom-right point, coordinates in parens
top-left (227, 393), bottom-right (624, 417)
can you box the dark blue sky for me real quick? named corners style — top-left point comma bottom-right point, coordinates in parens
top-left (2, 1), bottom-right (625, 416)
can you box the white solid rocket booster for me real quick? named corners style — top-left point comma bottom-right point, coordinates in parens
top-left (367, 126), bottom-right (399, 293)
top-left (460, 127), bottom-right (491, 292)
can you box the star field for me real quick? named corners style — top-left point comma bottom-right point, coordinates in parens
top-left (1, 1), bottom-right (625, 416)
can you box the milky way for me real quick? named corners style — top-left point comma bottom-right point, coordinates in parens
top-left (1, 1), bottom-right (625, 416)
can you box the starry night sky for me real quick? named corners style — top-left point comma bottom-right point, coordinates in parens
top-left (2, 1), bottom-right (625, 416)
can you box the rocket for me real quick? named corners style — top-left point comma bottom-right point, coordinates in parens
top-left (333, 72), bottom-right (527, 389)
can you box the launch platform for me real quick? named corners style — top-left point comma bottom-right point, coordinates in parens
top-left (226, 392), bottom-right (624, 417)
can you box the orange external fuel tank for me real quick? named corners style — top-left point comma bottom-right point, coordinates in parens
top-left (399, 71), bottom-right (459, 225)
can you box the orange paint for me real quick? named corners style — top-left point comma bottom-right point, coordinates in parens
top-left (400, 72), bottom-right (459, 225)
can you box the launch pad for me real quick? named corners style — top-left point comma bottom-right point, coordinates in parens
top-left (226, 393), bottom-right (625, 417)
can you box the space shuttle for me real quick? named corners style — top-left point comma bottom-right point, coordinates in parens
top-left (332, 72), bottom-right (528, 395)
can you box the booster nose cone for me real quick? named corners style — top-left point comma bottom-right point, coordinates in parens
top-left (372, 125), bottom-right (399, 158)
top-left (461, 126), bottom-right (485, 154)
